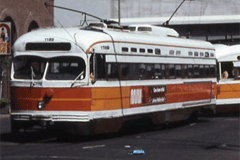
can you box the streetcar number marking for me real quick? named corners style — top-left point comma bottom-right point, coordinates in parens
top-left (130, 88), bottom-right (142, 105)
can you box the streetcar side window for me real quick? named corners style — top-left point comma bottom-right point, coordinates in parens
top-left (140, 48), bottom-right (145, 53)
top-left (169, 64), bottom-right (175, 79)
top-left (155, 48), bottom-right (161, 55)
top-left (147, 49), bottom-right (153, 54)
top-left (146, 64), bottom-right (154, 79)
top-left (107, 62), bottom-right (216, 81)
top-left (210, 65), bottom-right (216, 77)
top-left (162, 64), bottom-right (166, 79)
top-left (131, 48), bottom-right (137, 53)
top-left (107, 63), bottom-right (119, 79)
top-left (220, 62), bottom-right (233, 78)
top-left (188, 65), bottom-right (194, 78)
top-left (169, 50), bottom-right (174, 55)
top-left (96, 54), bottom-right (106, 79)
top-left (194, 65), bottom-right (200, 78)
top-left (205, 65), bottom-right (210, 77)
top-left (120, 64), bottom-right (130, 79)
top-left (176, 51), bottom-right (181, 55)
top-left (175, 64), bottom-right (182, 78)
top-left (122, 47), bottom-right (128, 52)
top-left (199, 65), bottom-right (205, 77)
top-left (131, 64), bottom-right (140, 79)
top-left (139, 64), bottom-right (147, 78)
top-left (233, 67), bottom-right (240, 80)
top-left (154, 64), bottom-right (162, 79)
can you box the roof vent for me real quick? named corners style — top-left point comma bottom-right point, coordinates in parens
top-left (128, 25), bottom-right (179, 37)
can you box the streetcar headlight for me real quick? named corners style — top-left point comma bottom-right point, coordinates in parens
top-left (37, 101), bottom-right (45, 110)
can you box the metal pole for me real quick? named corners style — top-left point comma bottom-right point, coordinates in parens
top-left (118, 0), bottom-right (121, 25)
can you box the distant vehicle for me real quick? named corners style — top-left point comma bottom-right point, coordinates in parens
top-left (214, 44), bottom-right (240, 114)
top-left (128, 149), bottom-right (145, 155)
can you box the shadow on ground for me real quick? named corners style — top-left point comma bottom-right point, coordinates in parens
top-left (0, 118), bottom-right (212, 144)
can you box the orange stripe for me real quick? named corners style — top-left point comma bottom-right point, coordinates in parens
top-left (217, 83), bottom-right (240, 99)
top-left (91, 87), bottom-right (130, 111)
top-left (16, 98), bottom-right (91, 101)
top-left (86, 40), bottom-right (215, 53)
top-left (167, 91), bottom-right (211, 96)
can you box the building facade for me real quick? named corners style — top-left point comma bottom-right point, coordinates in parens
top-left (54, 0), bottom-right (240, 44)
top-left (0, 0), bottom-right (54, 99)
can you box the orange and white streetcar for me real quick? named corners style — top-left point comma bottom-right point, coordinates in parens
top-left (10, 23), bottom-right (217, 135)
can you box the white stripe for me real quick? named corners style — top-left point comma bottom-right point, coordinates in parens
top-left (11, 99), bottom-right (215, 122)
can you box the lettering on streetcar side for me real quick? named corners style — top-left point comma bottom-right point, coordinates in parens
top-left (130, 86), bottom-right (166, 107)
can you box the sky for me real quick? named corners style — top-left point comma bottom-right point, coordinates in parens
top-left (54, 0), bottom-right (112, 27)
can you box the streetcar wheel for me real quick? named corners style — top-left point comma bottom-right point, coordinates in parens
top-left (11, 121), bottom-right (21, 133)
top-left (188, 111), bottom-right (199, 123)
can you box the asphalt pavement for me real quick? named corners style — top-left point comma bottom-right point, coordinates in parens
top-left (0, 114), bottom-right (239, 160)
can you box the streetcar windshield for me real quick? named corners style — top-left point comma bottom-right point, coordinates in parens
top-left (13, 56), bottom-right (46, 79)
top-left (46, 57), bottom-right (86, 80)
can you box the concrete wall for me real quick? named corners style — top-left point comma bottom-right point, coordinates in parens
top-left (54, 0), bottom-right (240, 26)
top-left (111, 0), bottom-right (240, 18)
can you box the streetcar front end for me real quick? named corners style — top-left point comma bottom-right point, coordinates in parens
top-left (10, 28), bottom-right (94, 134)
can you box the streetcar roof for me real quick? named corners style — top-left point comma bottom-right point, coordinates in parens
top-left (214, 44), bottom-right (240, 62)
top-left (13, 25), bottom-right (214, 56)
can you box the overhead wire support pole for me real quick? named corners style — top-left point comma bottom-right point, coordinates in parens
top-left (162, 0), bottom-right (186, 26)
top-left (118, 0), bottom-right (121, 25)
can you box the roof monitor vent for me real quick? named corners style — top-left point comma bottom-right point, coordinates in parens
top-left (128, 25), bottom-right (179, 37)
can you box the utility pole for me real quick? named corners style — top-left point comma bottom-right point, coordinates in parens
top-left (118, 0), bottom-right (121, 25)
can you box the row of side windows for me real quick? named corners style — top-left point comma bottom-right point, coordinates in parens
top-left (122, 47), bottom-right (214, 57)
top-left (91, 54), bottom-right (216, 80)
top-left (106, 63), bottom-right (216, 80)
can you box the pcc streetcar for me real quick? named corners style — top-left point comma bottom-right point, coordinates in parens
top-left (215, 44), bottom-right (240, 114)
top-left (10, 23), bottom-right (217, 135)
